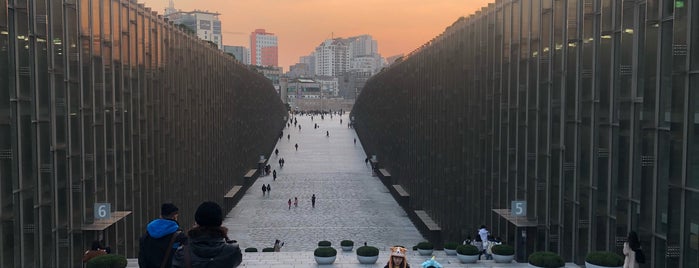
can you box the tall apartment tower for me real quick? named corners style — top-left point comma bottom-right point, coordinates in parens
top-left (250, 29), bottom-right (278, 67)
top-left (314, 39), bottom-right (349, 77)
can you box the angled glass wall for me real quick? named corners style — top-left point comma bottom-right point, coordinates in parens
top-left (353, 0), bottom-right (698, 265)
top-left (0, 0), bottom-right (286, 266)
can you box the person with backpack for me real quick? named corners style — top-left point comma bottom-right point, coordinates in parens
top-left (138, 203), bottom-right (186, 268)
top-left (624, 231), bottom-right (645, 268)
top-left (171, 201), bottom-right (242, 268)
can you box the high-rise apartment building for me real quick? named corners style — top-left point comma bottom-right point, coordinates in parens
top-left (250, 29), bottom-right (279, 67)
top-left (314, 39), bottom-right (349, 77)
top-left (313, 35), bottom-right (383, 77)
top-left (165, 9), bottom-right (223, 49)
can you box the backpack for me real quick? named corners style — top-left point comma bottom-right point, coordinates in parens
top-left (634, 248), bottom-right (645, 264)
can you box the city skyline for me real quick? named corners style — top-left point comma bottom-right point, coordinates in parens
top-left (140, 0), bottom-right (492, 70)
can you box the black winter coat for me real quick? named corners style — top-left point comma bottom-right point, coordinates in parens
top-left (171, 227), bottom-right (242, 268)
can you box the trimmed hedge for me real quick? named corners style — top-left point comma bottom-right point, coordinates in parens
top-left (528, 251), bottom-right (565, 268)
top-left (356, 245), bottom-right (380, 256)
top-left (416, 241), bottom-right (434, 250)
top-left (318, 240), bottom-right (332, 247)
top-left (262, 247), bottom-right (275, 252)
top-left (341, 240), bottom-right (354, 247)
top-left (456, 244), bottom-right (479, 255)
top-left (492, 244), bottom-right (514, 255)
top-left (245, 247), bottom-right (258, 252)
top-left (443, 242), bottom-right (459, 250)
top-left (86, 254), bottom-right (127, 268)
top-left (314, 247), bottom-right (338, 257)
top-left (586, 251), bottom-right (624, 267)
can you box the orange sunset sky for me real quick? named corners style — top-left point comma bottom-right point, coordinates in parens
top-left (140, 0), bottom-right (494, 70)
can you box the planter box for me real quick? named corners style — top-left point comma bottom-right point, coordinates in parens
top-left (341, 246), bottom-right (353, 252)
top-left (417, 249), bottom-right (433, 256)
top-left (444, 249), bottom-right (457, 256)
top-left (493, 253), bottom-right (514, 263)
top-left (456, 253), bottom-right (478, 263)
top-left (357, 255), bottom-right (379, 264)
top-left (314, 256), bottom-right (336, 265)
top-left (585, 262), bottom-right (622, 268)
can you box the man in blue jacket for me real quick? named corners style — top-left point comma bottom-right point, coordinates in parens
top-left (138, 203), bottom-right (187, 268)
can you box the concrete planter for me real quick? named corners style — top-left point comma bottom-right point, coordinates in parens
top-left (357, 255), bottom-right (379, 264)
top-left (456, 253), bottom-right (478, 263)
top-left (528, 264), bottom-right (563, 268)
top-left (492, 253), bottom-right (515, 263)
top-left (584, 262), bottom-right (622, 268)
top-left (314, 256), bottom-right (336, 265)
top-left (417, 249), bottom-right (433, 256)
top-left (341, 246), bottom-right (353, 252)
top-left (444, 249), bottom-right (457, 256)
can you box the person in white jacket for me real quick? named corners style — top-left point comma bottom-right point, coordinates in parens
top-left (623, 231), bottom-right (643, 268)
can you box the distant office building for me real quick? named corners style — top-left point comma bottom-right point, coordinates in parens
top-left (299, 54), bottom-right (316, 76)
top-left (165, 9), bottom-right (223, 49)
top-left (250, 29), bottom-right (278, 67)
top-left (347, 35), bottom-right (383, 74)
top-left (251, 65), bottom-right (283, 93)
top-left (385, 54), bottom-right (404, 66)
top-left (287, 63), bottom-right (312, 78)
top-left (338, 70), bottom-right (372, 99)
top-left (223, 45), bottom-right (250, 65)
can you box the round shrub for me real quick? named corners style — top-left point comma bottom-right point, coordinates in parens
top-left (443, 242), bottom-right (459, 250)
top-left (492, 244), bottom-right (514, 255)
top-left (456, 244), bottom-right (479, 255)
top-left (356, 245), bottom-right (380, 256)
top-left (416, 241), bottom-right (434, 250)
top-left (318, 240), bottom-right (332, 247)
top-left (341, 240), bottom-right (354, 247)
top-left (314, 247), bottom-right (338, 257)
top-left (86, 254), bottom-right (127, 268)
top-left (262, 247), bottom-right (275, 252)
top-left (245, 247), bottom-right (258, 252)
top-left (528, 251), bottom-right (565, 268)
top-left (586, 251), bottom-right (624, 267)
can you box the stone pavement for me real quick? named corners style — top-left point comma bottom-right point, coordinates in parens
top-left (222, 113), bottom-right (424, 252)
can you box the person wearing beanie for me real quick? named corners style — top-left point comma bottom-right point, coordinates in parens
top-left (138, 203), bottom-right (187, 268)
top-left (384, 246), bottom-right (410, 268)
top-left (172, 201), bottom-right (242, 268)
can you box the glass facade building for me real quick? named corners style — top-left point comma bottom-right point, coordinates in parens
top-left (353, 0), bottom-right (698, 266)
top-left (0, 0), bottom-right (285, 267)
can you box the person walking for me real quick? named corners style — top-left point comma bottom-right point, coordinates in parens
top-left (295, 144), bottom-right (298, 151)
top-left (478, 225), bottom-right (489, 245)
top-left (311, 194), bottom-right (316, 208)
top-left (272, 170), bottom-right (277, 180)
top-left (138, 203), bottom-right (187, 268)
top-left (294, 197), bottom-right (298, 207)
top-left (266, 184), bottom-right (271, 194)
top-left (288, 199), bottom-right (292, 210)
top-left (354, 138), bottom-right (357, 145)
top-left (273, 240), bottom-right (284, 252)
top-left (275, 149), bottom-right (279, 156)
top-left (171, 201), bottom-right (242, 268)
top-left (287, 134), bottom-right (290, 140)
top-left (262, 185), bottom-right (266, 196)
top-left (281, 158), bottom-right (285, 167)
top-left (623, 231), bottom-right (645, 268)
top-left (326, 131), bottom-right (329, 137)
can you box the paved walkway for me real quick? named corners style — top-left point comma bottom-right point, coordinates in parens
top-left (222, 113), bottom-right (425, 252)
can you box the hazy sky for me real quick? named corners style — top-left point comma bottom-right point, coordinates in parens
top-left (140, 0), bottom-right (493, 70)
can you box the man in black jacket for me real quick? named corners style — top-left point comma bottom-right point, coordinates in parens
top-left (138, 203), bottom-right (187, 268)
top-left (172, 201), bottom-right (242, 268)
